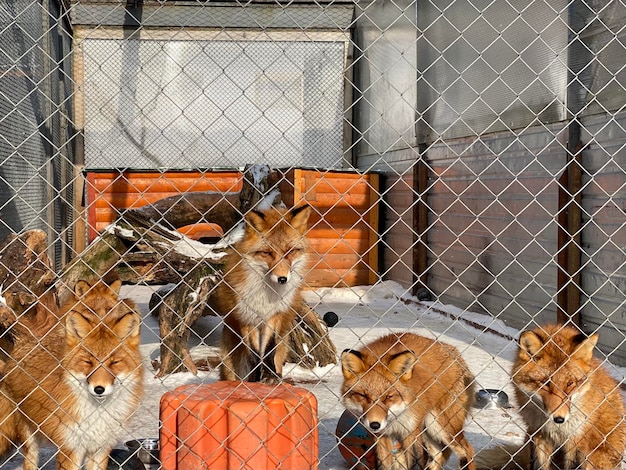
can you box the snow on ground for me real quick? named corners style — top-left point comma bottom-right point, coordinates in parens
top-left (2, 281), bottom-right (625, 469)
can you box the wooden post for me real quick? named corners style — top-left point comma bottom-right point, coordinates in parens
top-left (412, 149), bottom-right (430, 296)
top-left (556, 125), bottom-right (583, 325)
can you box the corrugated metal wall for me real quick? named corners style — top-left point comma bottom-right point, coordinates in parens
top-left (352, 0), bottom-right (626, 362)
top-left (0, 0), bottom-right (74, 268)
top-left (425, 126), bottom-right (567, 329)
top-left (579, 113), bottom-right (626, 364)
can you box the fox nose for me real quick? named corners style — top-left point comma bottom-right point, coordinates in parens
top-left (553, 416), bottom-right (565, 424)
top-left (277, 276), bottom-right (288, 284)
top-left (93, 386), bottom-right (105, 396)
top-left (369, 422), bottom-right (381, 431)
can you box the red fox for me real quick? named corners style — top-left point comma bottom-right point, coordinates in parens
top-left (341, 332), bottom-right (476, 470)
top-left (509, 324), bottom-right (626, 470)
top-left (216, 204), bottom-right (311, 384)
top-left (0, 279), bottom-right (144, 470)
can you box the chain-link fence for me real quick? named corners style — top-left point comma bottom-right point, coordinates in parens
top-left (0, 0), bottom-right (625, 468)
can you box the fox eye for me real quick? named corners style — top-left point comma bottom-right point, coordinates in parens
top-left (256, 250), bottom-right (273, 258)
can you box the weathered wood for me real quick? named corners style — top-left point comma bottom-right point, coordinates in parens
top-left (125, 164), bottom-right (280, 232)
top-left (154, 262), bottom-right (217, 377)
top-left (0, 230), bottom-right (60, 366)
top-left (57, 230), bottom-right (128, 305)
top-left (287, 301), bottom-right (337, 368)
top-left (128, 192), bottom-right (242, 232)
top-left (0, 230), bottom-right (56, 296)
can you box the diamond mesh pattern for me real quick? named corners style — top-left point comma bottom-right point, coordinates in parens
top-left (0, 0), bottom-right (625, 468)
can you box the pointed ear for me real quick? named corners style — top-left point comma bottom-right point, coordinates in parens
top-left (245, 210), bottom-right (268, 233)
top-left (113, 310), bottom-right (141, 344)
top-left (74, 280), bottom-right (92, 298)
top-left (388, 351), bottom-right (417, 380)
top-left (341, 349), bottom-right (366, 380)
top-left (109, 279), bottom-right (122, 295)
top-left (65, 311), bottom-right (92, 342)
top-left (289, 205), bottom-right (311, 233)
top-left (518, 330), bottom-right (544, 358)
top-left (572, 333), bottom-right (598, 362)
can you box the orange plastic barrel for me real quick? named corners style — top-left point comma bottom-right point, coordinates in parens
top-left (160, 381), bottom-right (318, 470)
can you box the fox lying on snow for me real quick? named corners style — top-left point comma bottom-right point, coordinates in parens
top-left (216, 204), bottom-right (312, 384)
top-left (477, 324), bottom-right (626, 470)
top-left (341, 332), bottom-right (476, 470)
top-left (0, 280), bottom-right (144, 470)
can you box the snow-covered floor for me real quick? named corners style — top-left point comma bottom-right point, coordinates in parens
top-left (3, 281), bottom-right (625, 469)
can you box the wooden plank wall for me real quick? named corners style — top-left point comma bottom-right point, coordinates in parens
top-left (280, 168), bottom-right (379, 288)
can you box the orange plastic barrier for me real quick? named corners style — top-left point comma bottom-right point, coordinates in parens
top-left (159, 381), bottom-right (319, 470)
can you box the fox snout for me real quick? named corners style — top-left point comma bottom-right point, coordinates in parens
top-left (361, 405), bottom-right (391, 434)
top-left (269, 259), bottom-right (293, 285)
top-left (541, 390), bottom-right (571, 424)
top-left (87, 367), bottom-right (115, 399)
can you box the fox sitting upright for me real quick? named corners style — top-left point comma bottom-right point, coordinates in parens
top-left (217, 204), bottom-right (311, 384)
top-left (0, 279), bottom-right (144, 470)
top-left (341, 332), bottom-right (476, 470)
top-left (511, 324), bottom-right (626, 470)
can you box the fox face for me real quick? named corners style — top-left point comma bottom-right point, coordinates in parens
top-left (513, 325), bottom-right (596, 424)
top-left (63, 280), bottom-right (142, 400)
top-left (341, 349), bottom-right (418, 435)
top-left (235, 205), bottom-right (311, 287)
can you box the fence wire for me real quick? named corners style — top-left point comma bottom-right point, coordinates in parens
top-left (0, 0), bottom-right (625, 469)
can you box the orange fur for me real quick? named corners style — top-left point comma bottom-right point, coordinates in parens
top-left (341, 332), bottom-right (476, 470)
top-left (0, 280), bottom-right (144, 470)
top-left (215, 204), bottom-right (311, 384)
top-left (510, 324), bottom-right (625, 470)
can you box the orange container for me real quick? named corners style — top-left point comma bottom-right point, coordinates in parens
top-left (159, 381), bottom-right (319, 470)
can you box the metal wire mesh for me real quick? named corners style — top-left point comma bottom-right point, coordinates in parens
top-left (0, 0), bottom-right (625, 469)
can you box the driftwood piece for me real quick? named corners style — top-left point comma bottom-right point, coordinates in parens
top-left (154, 262), bottom-right (217, 377)
top-left (57, 231), bottom-right (128, 306)
top-left (0, 230), bottom-right (56, 296)
top-left (128, 164), bottom-right (279, 232)
top-left (287, 301), bottom-right (338, 368)
top-left (0, 230), bottom-right (60, 365)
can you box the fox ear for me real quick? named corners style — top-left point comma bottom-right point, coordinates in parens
top-left (65, 311), bottom-right (92, 341)
top-left (108, 279), bottom-right (122, 295)
top-left (74, 280), bottom-right (92, 298)
top-left (113, 310), bottom-right (141, 342)
top-left (572, 333), bottom-right (598, 362)
top-left (341, 349), bottom-right (366, 380)
top-left (518, 331), bottom-right (544, 358)
top-left (388, 351), bottom-right (418, 380)
top-left (289, 205), bottom-right (311, 233)
top-left (245, 210), bottom-right (268, 233)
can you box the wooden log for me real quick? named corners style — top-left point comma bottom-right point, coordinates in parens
top-left (0, 230), bottom-right (60, 366)
top-left (154, 262), bottom-right (217, 377)
top-left (0, 230), bottom-right (56, 296)
top-left (287, 300), bottom-right (337, 369)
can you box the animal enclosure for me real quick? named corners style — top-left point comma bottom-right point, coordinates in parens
top-left (0, 0), bottom-right (625, 469)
